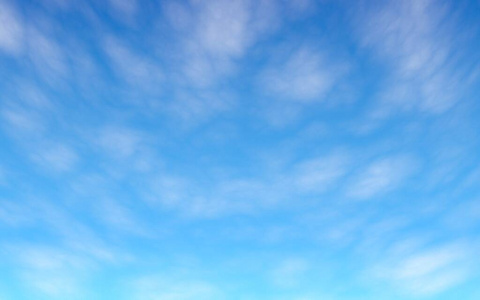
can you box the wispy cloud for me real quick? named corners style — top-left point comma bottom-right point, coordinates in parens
top-left (293, 152), bottom-right (350, 194)
top-left (103, 36), bottom-right (163, 94)
top-left (95, 197), bottom-right (152, 237)
top-left (31, 142), bottom-right (79, 173)
top-left (348, 155), bottom-right (417, 199)
top-left (259, 45), bottom-right (346, 102)
top-left (27, 28), bottom-right (69, 86)
top-left (97, 126), bottom-right (143, 160)
top-left (4, 244), bottom-right (94, 299)
top-left (1, 0), bottom-right (480, 298)
top-left (0, 81), bottom-right (55, 138)
top-left (143, 174), bottom-right (264, 218)
top-left (359, 0), bottom-right (475, 113)
top-left (108, 0), bottom-right (138, 22)
top-left (0, 0), bottom-right (23, 55)
top-left (1, 106), bottom-right (45, 135)
top-left (165, 89), bottom-right (234, 126)
top-left (270, 257), bottom-right (310, 288)
top-left (373, 242), bottom-right (472, 296)
top-left (163, 0), bottom-right (279, 87)
top-left (141, 151), bottom-right (349, 218)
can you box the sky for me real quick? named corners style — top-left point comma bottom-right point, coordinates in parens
top-left (1, 0), bottom-right (480, 299)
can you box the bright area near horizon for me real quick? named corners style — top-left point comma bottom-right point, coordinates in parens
top-left (1, 0), bottom-right (480, 299)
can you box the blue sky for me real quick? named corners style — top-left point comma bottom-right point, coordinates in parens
top-left (1, 0), bottom-right (480, 299)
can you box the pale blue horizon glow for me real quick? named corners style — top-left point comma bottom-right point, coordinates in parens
top-left (1, 0), bottom-right (480, 299)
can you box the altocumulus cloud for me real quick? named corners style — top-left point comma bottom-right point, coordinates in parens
top-left (0, 0), bottom-right (480, 299)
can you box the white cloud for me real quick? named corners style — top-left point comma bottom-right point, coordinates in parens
top-left (27, 29), bottom-right (69, 85)
top-left (359, 0), bottom-right (470, 113)
top-left (97, 126), bottom-right (142, 159)
top-left (164, 0), bottom-right (279, 87)
top-left (373, 242), bottom-right (472, 297)
top-left (396, 247), bottom-right (461, 279)
top-left (145, 175), bottom-right (191, 209)
top-left (163, 1), bottom-right (193, 32)
top-left (0, 199), bottom-right (34, 226)
top-left (348, 155), bottom-right (416, 199)
top-left (26, 199), bottom-right (126, 264)
top-left (286, 0), bottom-right (315, 13)
top-left (26, 274), bottom-right (79, 299)
top-left (0, 0), bottom-right (23, 55)
top-left (260, 46), bottom-right (345, 102)
top-left (190, 0), bottom-right (278, 58)
top-left (142, 151), bottom-right (349, 218)
top-left (31, 143), bottom-right (79, 173)
top-left (270, 258), bottom-right (310, 288)
top-left (322, 216), bottom-right (369, 248)
top-left (103, 36), bottom-right (163, 92)
top-left (144, 175), bottom-right (253, 218)
top-left (16, 82), bottom-right (54, 110)
top-left (1, 200), bottom-right (133, 298)
top-left (108, 0), bottom-right (137, 20)
top-left (89, 126), bottom-right (160, 176)
top-left (195, 0), bottom-right (251, 58)
top-left (7, 245), bottom-right (91, 299)
top-left (0, 83), bottom-right (57, 140)
top-left (26, 143), bottom-right (79, 172)
top-left (95, 197), bottom-right (151, 237)
top-left (1, 107), bottom-right (45, 134)
top-left (293, 152), bottom-right (349, 193)
top-left (157, 0), bottom-right (282, 126)
top-left (40, 0), bottom-right (73, 11)
top-left (166, 89), bottom-right (234, 126)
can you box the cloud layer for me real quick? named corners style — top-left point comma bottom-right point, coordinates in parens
top-left (1, 0), bottom-right (480, 299)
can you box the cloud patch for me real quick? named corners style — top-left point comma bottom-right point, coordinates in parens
top-left (348, 155), bottom-right (417, 199)
top-left (259, 45), bottom-right (347, 102)
top-left (359, 0), bottom-right (474, 113)
top-left (0, 0), bottom-right (23, 55)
